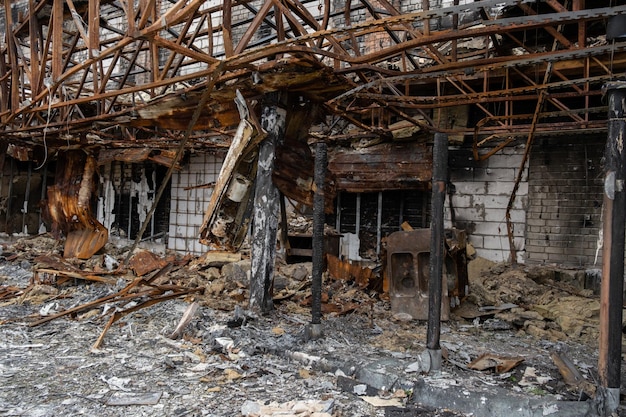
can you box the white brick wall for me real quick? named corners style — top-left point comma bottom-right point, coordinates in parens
top-left (168, 152), bottom-right (224, 254)
top-left (446, 145), bottom-right (528, 263)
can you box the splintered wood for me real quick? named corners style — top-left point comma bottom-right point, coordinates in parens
top-left (27, 262), bottom-right (203, 350)
top-left (42, 151), bottom-right (108, 259)
top-left (326, 254), bottom-right (374, 289)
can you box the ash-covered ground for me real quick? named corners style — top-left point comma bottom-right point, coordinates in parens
top-left (0, 234), bottom-right (621, 416)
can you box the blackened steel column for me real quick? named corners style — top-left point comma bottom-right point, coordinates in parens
top-left (308, 141), bottom-right (327, 339)
top-left (250, 96), bottom-right (286, 314)
top-left (427, 132), bottom-right (448, 372)
top-left (599, 82), bottom-right (626, 414)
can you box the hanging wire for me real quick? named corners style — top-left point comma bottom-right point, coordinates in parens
top-left (35, 81), bottom-right (53, 170)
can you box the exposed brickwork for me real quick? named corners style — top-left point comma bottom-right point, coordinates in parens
top-left (447, 145), bottom-right (528, 263)
top-left (525, 137), bottom-right (604, 267)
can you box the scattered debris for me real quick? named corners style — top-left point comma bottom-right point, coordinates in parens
top-left (169, 301), bottom-right (200, 340)
top-left (0, 237), bottom-right (619, 416)
top-left (241, 399), bottom-right (334, 417)
top-left (550, 351), bottom-right (596, 399)
top-left (467, 353), bottom-right (525, 374)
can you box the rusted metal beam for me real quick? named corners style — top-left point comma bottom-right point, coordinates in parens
top-left (51, 0), bottom-right (64, 84)
top-left (2, 0), bottom-right (626, 156)
top-left (28, 0), bottom-right (41, 97)
top-left (4, 0), bottom-right (19, 114)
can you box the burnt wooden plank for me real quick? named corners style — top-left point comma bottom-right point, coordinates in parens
top-left (329, 142), bottom-right (432, 192)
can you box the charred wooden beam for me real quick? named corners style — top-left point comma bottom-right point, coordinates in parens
top-left (310, 140), bottom-right (327, 337)
top-left (426, 132), bottom-right (448, 373)
top-left (42, 150), bottom-right (108, 259)
top-left (328, 142), bottom-right (432, 193)
top-left (598, 81), bottom-right (626, 414)
top-left (250, 95), bottom-right (286, 314)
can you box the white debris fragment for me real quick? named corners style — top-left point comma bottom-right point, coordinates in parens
top-left (39, 302), bottom-right (59, 316)
top-left (101, 376), bottom-right (131, 391)
top-left (542, 403), bottom-right (559, 415)
top-left (353, 384), bottom-right (367, 395)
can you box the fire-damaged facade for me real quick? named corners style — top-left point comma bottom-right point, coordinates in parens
top-left (1, 0), bottom-right (626, 414)
top-left (0, 0), bottom-right (621, 266)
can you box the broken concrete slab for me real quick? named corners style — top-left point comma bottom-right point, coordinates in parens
top-left (411, 378), bottom-right (597, 417)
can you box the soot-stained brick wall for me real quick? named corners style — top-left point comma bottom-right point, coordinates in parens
top-left (525, 137), bottom-right (604, 267)
top-left (447, 145), bottom-right (528, 264)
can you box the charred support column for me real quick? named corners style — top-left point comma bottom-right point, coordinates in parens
top-left (307, 141), bottom-right (327, 340)
top-left (250, 95), bottom-right (286, 314)
top-left (426, 132), bottom-right (448, 373)
top-left (598, 82), bottom-right (626, 414)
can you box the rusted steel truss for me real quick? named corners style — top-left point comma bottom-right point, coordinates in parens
top-left (0, 0), bottom-right (625, 157)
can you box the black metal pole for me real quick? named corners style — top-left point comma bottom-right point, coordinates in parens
top-left (308, 140), bottom-right (327, 339)
top-left (427, 132), bottom-right (448, 372)
top-left (599, 82), bottom-right (626, 414)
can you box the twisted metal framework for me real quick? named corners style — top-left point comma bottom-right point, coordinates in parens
top-left (1, 0), bottom-right (626, 156)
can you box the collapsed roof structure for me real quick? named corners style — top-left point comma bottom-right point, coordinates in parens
top-left (1, 0), bottom-right (625, 252)
top-left (1, 0), bottom-right (626, 413)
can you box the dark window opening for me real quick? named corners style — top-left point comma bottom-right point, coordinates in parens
top-left (110, 162), bottom-right (171, 241)
top-left (0, 158), bottom-right (53, 235)
top-left (329, 189), bottom-right (431, 259)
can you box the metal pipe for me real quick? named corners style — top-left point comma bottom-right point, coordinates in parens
top-left (38, 163), bottom-right (47, 230)
top-left (399, 193), bottom-right (404, 230)
top-left (127, 171), bottom-right (133, 239)
top-left (150, 168), bottom-right (155, 237)
top-left (427, 132), bottom-right (448, 372)
top-left (6, 158), bottom-right (14, 233)
top-left (355, 193), bottom-right (361, 236)
top-left (376, 191), bottom-right (382, 255)
top-left (598, 82), bottom-right (626, 414)
top-left (311, 141), bottom-right (327, 327)
top-left (0, 152), bottom-right (4, 229)
top-left (335, 192), bottom-right (341, 232)
top-left (22, 161), bottom-right (32, 234)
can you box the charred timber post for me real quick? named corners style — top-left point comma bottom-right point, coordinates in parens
top-left (250, 94), bottom-right (286, 314)
top-left (598, 82), bottom-right (626, 414)
top-left (308, 140), bottom-right (327, 340)
top-left (426, 132), bottom-right (448, 372)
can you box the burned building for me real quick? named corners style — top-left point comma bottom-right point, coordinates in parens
top-left (1, 0), bottom-right (626, 415)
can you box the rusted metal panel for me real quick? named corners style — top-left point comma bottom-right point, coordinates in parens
top-left (386, 229), bottom-right (456, 321)
top-left (129, 249), bottom-right (169, 277)
top-left (6, 144), bottom-right (31, 161)
top-left (97, 148), bottom-right (181, 169)
top-left (328, 142), bottom-right (432, 193)
top-left (327, 254), bottom-right (374, 289)
top-left (385, 227), bottom-right (468, 320)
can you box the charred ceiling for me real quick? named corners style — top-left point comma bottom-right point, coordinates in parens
top-left (0, 0), bottom-right (625, 162)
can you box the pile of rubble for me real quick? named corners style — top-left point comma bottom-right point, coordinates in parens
top-left (0, 234), bottom-right (621, 416)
